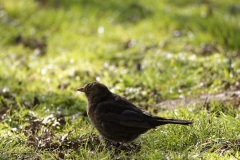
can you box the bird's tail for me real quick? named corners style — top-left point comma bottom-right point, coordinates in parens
top-left (150, 117), bottom-right (193, 126)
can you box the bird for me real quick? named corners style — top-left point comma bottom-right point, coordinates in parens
top-left (76, 81), bottom-right (193, 145)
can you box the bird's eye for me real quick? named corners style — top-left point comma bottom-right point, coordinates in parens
top-left (87, 87), bottom-right (91, 92)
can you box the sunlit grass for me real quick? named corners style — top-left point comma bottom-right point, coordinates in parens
top-left (0, 0), bottom-right (240, 159)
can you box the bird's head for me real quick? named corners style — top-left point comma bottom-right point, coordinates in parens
top-left (76, 81), bottom-right (111, 103)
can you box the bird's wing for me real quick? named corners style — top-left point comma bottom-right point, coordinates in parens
top-left (96, 101), bottom-right (154, 129)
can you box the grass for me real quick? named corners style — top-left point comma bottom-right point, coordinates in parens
top-left (0, 0), bottom-right (240, 159)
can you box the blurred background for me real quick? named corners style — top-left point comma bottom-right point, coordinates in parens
top-left (0, 0), bottom-right (240, 159)
top-left (0, 0), bottom-right (240, 111)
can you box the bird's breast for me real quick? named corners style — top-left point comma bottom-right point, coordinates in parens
top-left (87, 105), bottom-right (94, 121)
top-left (87, 104), bottom-right (101, 125)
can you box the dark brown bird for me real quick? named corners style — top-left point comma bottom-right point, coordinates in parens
top-left (77, 82), bottom-right (193, 144)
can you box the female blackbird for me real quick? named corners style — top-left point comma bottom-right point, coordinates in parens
top-left (77, 82), bottom-right (193, 144)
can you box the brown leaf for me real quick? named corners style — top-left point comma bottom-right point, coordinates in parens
top-left (33, 96), bottom-right (41, 106)
top-left (58, 152), bottom-right (64, 159)
top-left (14, 35), bottom-right (47, 56)
top-left (24, 120), bottom-right (43, 136)
top-left (123, 39), bottom-right (136, 49)
top-left (57, 82), bottom-right (70, 90)
top-left (0, 107), bottom-right (9, 120)
top-left (199, 42), bottom-right (218, 55)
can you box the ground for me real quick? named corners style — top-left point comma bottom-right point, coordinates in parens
top-left (0, 0), bottom-right (240, 159)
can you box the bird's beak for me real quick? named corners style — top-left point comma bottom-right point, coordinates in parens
top-left (76, 87), bottom-right (85, 92)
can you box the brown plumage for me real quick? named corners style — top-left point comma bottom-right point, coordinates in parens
top-left (77, 81), bottom-right (193, 143)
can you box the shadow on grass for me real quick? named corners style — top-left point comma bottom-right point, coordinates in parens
top-left (36, 0), bottom-right (153, 23)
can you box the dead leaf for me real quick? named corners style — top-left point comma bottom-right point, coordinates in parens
top-left (0, 107), bottom-right (9, 120)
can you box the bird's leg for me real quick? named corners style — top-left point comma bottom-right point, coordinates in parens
top-left (116, 141), bottom-right (126, 152)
